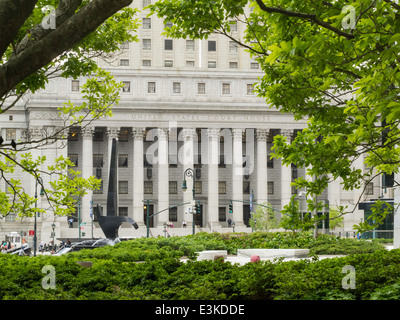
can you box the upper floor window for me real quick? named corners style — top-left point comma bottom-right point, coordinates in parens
top-left (164, 39), bottom-right (173, 50)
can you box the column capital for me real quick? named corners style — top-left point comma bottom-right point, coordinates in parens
top-left (207, 128), bottom-right (220, 141)
top-left (132, 127), bottom-right (146, 140)
top-left (106, 127), bottom-right (120, 139)
top-left (81, 126), bottom-right (94, 139)
top-left (157, 128), bottom-right (169, 140)
top-left (280, 129), bottom-right (293, 142)
top-left (181, 128), bottom-right (197, 141)
top-left (256, 129), bottom-right (270, 142)
top-left (232, 128), bottom-right (244, 141)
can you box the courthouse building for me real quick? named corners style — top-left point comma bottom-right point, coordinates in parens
top-left (0, 1), bottom-right (385, 243)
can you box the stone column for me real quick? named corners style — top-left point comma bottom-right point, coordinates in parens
top-left (232, 129), bottom-right (244, 226)
top-left (157, 128), bottom-right (169, 226)
top-left (207, 128), bottom-right (220, 229)
top-left (280, 129), bottom-right (293, 210)
top-left (256, 129), bottom-right (269, 206)
top-left (81, 126), bottom-right (94, 224)
top-left (132, 128), bottom-right (145, 225)
top-left (181, 128), bottom-right (197, 227)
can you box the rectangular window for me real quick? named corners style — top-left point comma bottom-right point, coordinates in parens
top-left (169, 207), bottom-right (178, 222)
top-left (144, 181), bottom-right (153, 194)
top-left (142, 0), bottom-right (151, 7)
top-left (120, 59), bottom-right (129, 66)
top-left (243, 181), bottom-right (250, 194)
top-left (93, 180), bottom-right (103, 194)
top-left (173, 82), bottom-right (181, 94)
top-left (118, 207), bottom-right (128, 217)
top-left (148, 82), bottom-right (156, 93)
top-left (218, 181), bottom-right (226, 194)
top-left (267, 155), bottom-right (274, 168)
top-left (118, 154), bottom-right (128, 167)
top-left (164, 60), bottom-right (173, 67)
top-left (119, 128), bottom-right (129, 142)
top-left (164, 39), bottom-right (173, 50)
top-left (186, 61), bottom-right (195, 67)
top-left (218, 207), bottom-right (226, 222)
top-left (250, 62), bottom-right (259, 69)
top-left (71, 80), bottom-right (80, 92)
top-left (186, 40), bottom-right (195, 51)
top-left (122, 81), bottom-right (131, 93)
top-left (208, 40), bottom-right (216, 51)
top-left (366, 183), bottom-right (374, 195)
top-left (142, 39), bottom-right (151, 50)
top-left (229, 62), bottom-right (238, 69)
top-left (229, 20), bottom-right (238, 31)
top-left (195, 181), bottom-right (202, 194)
top-left (229, 41), bottom-right (238, 52)
top-left (5, 128), bottom-right (16, 141)
top-left (197, 82), bottom-right (206, 94)
top-left (93, 128), bottom-right (104, 141)
top-left (268, 181), bottom-right (274, 195)
top-left (142, 18), bottom-right (151, 29)
top-left (208, 61), bottom-right (216, 68)
top-left (93, 154), bottom-right (103, 168)
top-left (222, 83), bottom-right (230, 95)
top-left (68, 154), bottom-right (79, 167)
top-left (164, 20), bottom-right (173, 29)
top-left (119, 181), bottom-right (128, 194)
top-left (120, 41), bottom-right (129, 50)
top-left (142, 59), bottom-right (151, 66)
top-left (169, 181), bottom-right (178, 194)
top-left (68, 128), bottom-right (79, 141)
top-left (247, 83), bottom-right (255, 95)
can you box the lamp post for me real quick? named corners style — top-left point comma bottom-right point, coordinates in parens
top-left (183, 168), bottom-right (196, 235)
top-left (34, 177), bottom-right (44, 257)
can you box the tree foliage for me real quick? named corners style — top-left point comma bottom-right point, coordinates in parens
top-left (0, 0), bottom-right (138, 218)
top-left (150, 0), bottom-right (400, 231)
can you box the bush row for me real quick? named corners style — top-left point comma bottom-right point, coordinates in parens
top-left (0, 231), bottom-right (394, 300)
top-left (1, 247), bottom-right (400, 300)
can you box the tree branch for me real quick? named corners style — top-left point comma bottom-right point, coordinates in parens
top-left (0, 0), bottom-right (133, 98)
top-left (255, 0), bottom-right (355, 40)
top-left (0, 0), bottom-right (37, 58)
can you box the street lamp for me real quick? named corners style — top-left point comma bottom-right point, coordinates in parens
top-left (34, 177), bottom-right (44, 257)
top-left (182, 168), bottom-right (196, 235)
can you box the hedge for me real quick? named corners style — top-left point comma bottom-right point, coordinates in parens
top-left (0, 232), bottom-right (395, 300)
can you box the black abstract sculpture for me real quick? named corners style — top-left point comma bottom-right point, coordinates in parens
top-left (95, 138), bottom-right (138, 240)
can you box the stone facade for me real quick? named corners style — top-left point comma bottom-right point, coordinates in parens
top-left (0, 1), bottom-right (383, 245)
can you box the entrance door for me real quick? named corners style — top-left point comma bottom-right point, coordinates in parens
top-left (144, 204), bottom-right (154, 228)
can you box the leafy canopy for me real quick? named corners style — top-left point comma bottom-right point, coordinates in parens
top-left (0, 0), bottom-right (138, 218)
top-left (150, 0), bottom-right (400, 232)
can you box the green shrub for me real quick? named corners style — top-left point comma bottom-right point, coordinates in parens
top-left (0, 233), bottom-right (397, 300)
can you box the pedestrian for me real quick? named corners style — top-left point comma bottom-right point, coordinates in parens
top-left (68, 218), bottom-right (73, 228)
top-left (182, 220), bottom-right (186, 228)
top-left (228, 218), bottom-right (232, 227)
